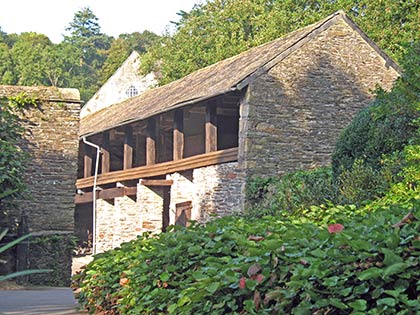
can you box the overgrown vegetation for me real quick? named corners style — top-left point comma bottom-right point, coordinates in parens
top-left (74, 199), bottom-right (420, 314)
top-left (75, 39), bottom-right (420, 313)
top-left (0, 93), bottom-right (36, 201)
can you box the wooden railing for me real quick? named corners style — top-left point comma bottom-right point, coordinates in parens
top-left (76, 147), bottom-right (238, 189)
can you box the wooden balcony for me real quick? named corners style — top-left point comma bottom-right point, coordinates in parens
top-left (76, 147), bottom-right (238, 189)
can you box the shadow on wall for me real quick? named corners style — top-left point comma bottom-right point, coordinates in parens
top-left (246, 52), bottom-right (372, 178)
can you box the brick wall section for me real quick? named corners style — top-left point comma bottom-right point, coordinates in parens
top-left (239, 19), bottom-right (399, 178)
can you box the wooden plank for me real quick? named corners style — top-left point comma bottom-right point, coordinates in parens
top-left (101, 132), bottom-right (110, 173)
top-left (76, 147), bottom-right (238, 189)
top-left (146, 118), bottom-right (156, 165)
top-left (123, 126), bottom-right (133, 169)
top-left (173, 109), bottom-right (184, 160)
top-left (99, 187), bottom-right (124, 200)
top-left (75, 191), bottom-right (94, 204)
top-left (140, 179), bottom-right (174, 186)
top-left (75, 186), bottom-right (138, 204)
top-left (205, 105), bottom-right (217, 153)
top-left (83, 144), bottom-right (92, 178)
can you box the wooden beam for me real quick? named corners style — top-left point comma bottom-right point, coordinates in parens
top-left (146, 118), bottom-right (157, 165)
top-left (76, 147), bottom-right (238, 189)
top-left (140, 179), bottom-right (174, 186)
top-left (101, 132), bottom-right (110, 173)
top-left (173, 109), bottom-right (184, 160)
top-left (83, 143), bottom-right (92, 178)
top-left (123, 126), bottom-right (133, 170)
top-left (206, 105), bottom-right (218, 153)
top-left (75, 186), bottom-right (137, 204)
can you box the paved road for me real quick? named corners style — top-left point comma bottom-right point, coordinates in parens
top-left (0, 287), bottom-right (83, 315)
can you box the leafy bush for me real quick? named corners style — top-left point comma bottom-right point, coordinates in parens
top-left (246, 167), bottom-right (337, 217)
top-left (332, 41), bottom-right (420, 179)
top-left (75, 199), bottom-right (420, 314)
top-left (0, 98), bottom-right (27, 199)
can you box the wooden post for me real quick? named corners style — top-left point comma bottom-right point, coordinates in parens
top-left (173, 109), bottom-right (184, 160)
top-left (205, 105), bottom-right (218, 153)
top-left (83, 143), bottom-right (92, 178)
top-left (146, 118), bottom-right (157, 165)
top-left (101, 132), bottom-right (110, 173)
top-left (123, 126), bottom-right (133, 169)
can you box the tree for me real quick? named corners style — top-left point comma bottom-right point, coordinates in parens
top-left (10, 32), bottom-right (54, 86)
top-left (0, 42), bottom-right (16, 84)
top-left (64, 7), bottom-right (112, 101)
top-left (141, 0), bottom-right (420, 85)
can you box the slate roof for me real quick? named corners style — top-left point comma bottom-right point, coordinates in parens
top-left (80, 10), bottom-right (399, 137)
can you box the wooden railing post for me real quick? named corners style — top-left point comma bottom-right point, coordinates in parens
top-left (146, 118), bottom-right (157, 165)
top-left (101, 132), bottom-right (110, 173)
top-left (83, 142), bottom-right (93, 178)
top-left (205, 104), bottom-right (218, 153)
top-left (173, 109), bottom-right (184, 160)
top-left (123, 126), bottom-right (133, 169)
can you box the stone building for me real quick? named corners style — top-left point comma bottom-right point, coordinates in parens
top-left (76, 11), bottom-right (400, 253)
top-left (0, 85), bottom-right (80, 285)
top-left (80, 51), bottom-right (157, 118)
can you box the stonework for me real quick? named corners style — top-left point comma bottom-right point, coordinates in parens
top-left (0, 85), bottom-right (81, 285)
top-left (193, 162), bottom-right (245, 222)
top-left (239, 19), bottom-right (399, 179)
top-left (94, 162), bottom-right (245, 253)
top-left (81, 51), bottom-right (157, 117)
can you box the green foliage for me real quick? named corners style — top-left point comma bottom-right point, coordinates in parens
top-left (0, 7), bottom-right (159, 102)
top-left (75, 200), bottom-right (420, 314)
top-left (332, 40), bottom-right (420, 179)
top-left (246, 167), bottom-right (337, 217)
top-left (0, 97), bottom-right (27, 200)
top-left (141, 0), bottom-right (420, 84)
top-left (0, 228), bottom-right (51, 282)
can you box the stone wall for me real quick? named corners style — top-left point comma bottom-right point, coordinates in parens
top-left (239, 19), bottom-right (399, 178)
top-left (0, 85), bottom-right (81, 285)
top-left (193, 162), bottom-right (245, 222)
top-left (93, 162), bottom-right (245, 252)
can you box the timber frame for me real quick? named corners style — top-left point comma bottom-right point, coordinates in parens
top-left (76, 93), bottom-right (241, 203)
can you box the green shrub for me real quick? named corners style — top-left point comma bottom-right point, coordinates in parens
top-left (246, 167), bottom-right (337, 217)
top-left (75, 198), bottom-right (420, 314)
top-left (332, 41), bottom-right (420, 180)
top-left (338, 159), bottom-right (389, 205)
top-left (0, 99), bottom-right (26, 199)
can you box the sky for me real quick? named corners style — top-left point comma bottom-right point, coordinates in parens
top-left (0, 0), bottom-right (201, 43)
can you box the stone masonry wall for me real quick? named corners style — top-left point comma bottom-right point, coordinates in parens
top-left (0, 86), bottom-right (80, 232)
top-left (239, 19), bottom-right (399, 178)
top-left (0, 85), bottom-right (80, 285)
top-left (193, 162), bottom-right (245, 222)
top-left (93, 162), bottom-right (245, 252)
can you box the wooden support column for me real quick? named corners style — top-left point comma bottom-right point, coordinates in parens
top-left (205, 105), bottom-right (218, 153)
top-left (83, 143), bottom-right (93, 178)
top-left (146, 118), bottom-right (157, 165)
top-left (101, 132), bottom-right (110, 173)
top-left (173, 109), bottom-right (184, 160)
top-left (123, 126), bottom-right (133, 169)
